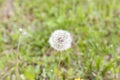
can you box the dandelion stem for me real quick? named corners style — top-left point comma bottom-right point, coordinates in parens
top-left (16, 35), bottom-right (21, 80)
top-left (56, 52), bottom-right (62, 80)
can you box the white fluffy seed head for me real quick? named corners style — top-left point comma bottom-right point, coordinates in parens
top-left (49, 30), bottom-right (72, 51)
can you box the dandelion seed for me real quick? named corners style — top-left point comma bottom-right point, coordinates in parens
top-left (49, 30), bottom-right (72, 51)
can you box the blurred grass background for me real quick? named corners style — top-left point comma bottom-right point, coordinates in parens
top-left (0, 0), bottom-right (120, 80)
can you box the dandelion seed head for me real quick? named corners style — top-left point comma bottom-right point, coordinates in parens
top-left (49, 30), bottom-right (72, 51)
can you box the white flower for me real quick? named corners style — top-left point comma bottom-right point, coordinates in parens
top-left (19, 28), bottom-right (23, 32)
top-left (49, 30), bottom-right (72, 51)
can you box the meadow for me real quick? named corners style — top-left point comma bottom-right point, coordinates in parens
top-left (0, 0), bottom-right (120, 80)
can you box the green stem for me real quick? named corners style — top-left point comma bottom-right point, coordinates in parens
top-left (56, 51), bottom-right (62, 80)
top-left (16, 35), bottom-right (21, 80)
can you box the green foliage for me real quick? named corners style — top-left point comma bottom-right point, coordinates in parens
top-left (0, 0), bottom-right (120, 80)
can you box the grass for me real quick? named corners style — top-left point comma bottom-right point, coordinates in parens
top-left (0, 0), bottom-right (120, 80)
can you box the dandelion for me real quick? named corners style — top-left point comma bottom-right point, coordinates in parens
top-left (19, 28), bottom-right (23, 32)
top-left (49, 30), bottom-right (72, 51)
top-left (49, 29), bottom-right (72, 80)
top-left (75, 78), bottom-right (83, 80)
top-left (19, 28), bottom-right (28, 36)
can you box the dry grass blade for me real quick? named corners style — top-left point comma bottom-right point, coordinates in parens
top-left (0, 0), bottom-right (14, 22)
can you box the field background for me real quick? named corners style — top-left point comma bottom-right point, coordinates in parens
top-left (0, 0), bottom-right (120, 80)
